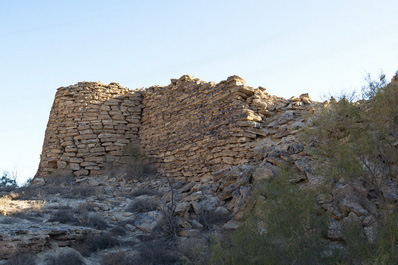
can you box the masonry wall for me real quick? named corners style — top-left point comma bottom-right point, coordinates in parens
top-left (36, 75), bottom-right (313, 181)
top-left (36, 82), bottom-right (143, 178)
top-left (140, 75), bottom-right (272, 181)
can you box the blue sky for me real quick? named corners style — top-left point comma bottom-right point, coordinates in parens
top-left (1, 0), bottom-right (398, 184)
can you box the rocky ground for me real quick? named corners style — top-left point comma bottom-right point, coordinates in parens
top-left (2, 90), bottom-right (397, 264)
top-left (0, 95), bottom-right (320, 264)
top-left (0, 97), bottom-right (314, 264)
top-left (0, 170), bottom-right (245, 264)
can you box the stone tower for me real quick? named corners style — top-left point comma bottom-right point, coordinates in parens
top-left (36, 82), bottom-right (143, 178)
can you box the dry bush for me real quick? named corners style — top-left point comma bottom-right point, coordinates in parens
top-left (24, 171), bottom-right (95, 199)
top-left (125, 200), bottom-right (159, 213)
top-left (109, 225), bottom-right (127, 236)
top-left (44, 249), bottom-right (85, 265)
top-left (76, 202), bottom-right (97, 213)
top-left (11, 210), bottom-right (44, 223)
top-left (48, 208), bottom-right (80, 225)
top-left (74, 233), bottom-right (119, 257)
top-left (15, 186), bottom-right (43, 200)
top-left (129, 189), bottom-right (159, 198)
top-left (67, 185), bottom-right (96, 198)
top-left (154, 206), bottom-right (180, 240)
top-left (178, 238), bottom-right (211, 265)
top-left (79, 213), bottom-right (109, 230)
top-left (45, 171), bottom-right (74, 186)
top-left (133, 240), bottom-right (178, 265)
top-left (0, 216), bottom-right (22, 224)
top-left (48, 207), bottom-right (108, 229)
top-left (101, 251), bottom-right (136, 265)
top-left (0, 195), bottom-right (13, 215)
top-left (4, 253), bottom-right (37, 265)
top-left (42, 185), bottom-right (95, 199)
top-left (44, 205), bottom-right (73, 211)
top-left (196, 209), bottom-right (231, 231)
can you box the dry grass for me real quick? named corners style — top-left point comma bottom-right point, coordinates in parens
top-left (73, 233), bottom-right (119, 257)
top-left (0, 195), bottom-right (43, 216)
top-left (0, 195), bottom-right (12, 215)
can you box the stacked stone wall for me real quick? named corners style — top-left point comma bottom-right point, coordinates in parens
top-left (36, 75), bottom-right (313, 181)
top-left (36, 82), bottom-right (143, 178)
top-left (140, 75), bottom-right (273, 181)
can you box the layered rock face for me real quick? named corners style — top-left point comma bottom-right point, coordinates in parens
top-left (36, 75), bottom-right (313, 181)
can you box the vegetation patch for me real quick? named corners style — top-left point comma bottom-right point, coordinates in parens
top-left (44, 249), bottom-right (85, 265)
top-left (5, 253), bottom-right (37, 265)
top-left (125, 199), bottom-right (159, 213)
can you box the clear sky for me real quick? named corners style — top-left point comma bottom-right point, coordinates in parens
top-left (1, 0), bottom-right (398, 184)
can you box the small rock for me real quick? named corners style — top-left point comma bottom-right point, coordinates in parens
top-left (32, 178), bottom-right (45, 185)
top-left (191, 220), bottom-right (203, 230)
top-left (364, 225), bottom-right (378, 243)
top-left (223, 220), bottom-right (241, 230)
top-left (327, 219), bottom-right (343, 240)
top-left (339, 199), bottom-right (369, 216)
top-left (252, 167), bottom-right (274, 181)
top-left (214, 206), bottom-right (229, 215)
top-left (179, 182), bottom-right (195, 193)
top-left (191, 202), bottom-right (201, 215)
top-left (75, 177), bottom-right (87, 183)
top-left (88, 179), bottom-right (100, 186)
top-left (125, 224), bottom-right (136, 232)
top-left (183, 191), bottom-right (203, 202)
top-left (178, 229), bottom-right (201, 237)
top-left (134, 211), bottom-right (163, 233)
top-left (175, 202), bottom-right (190, 215)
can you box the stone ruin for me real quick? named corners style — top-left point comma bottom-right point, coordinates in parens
top-left (2, 75), bottom-right (319, 261)
top-left (35, 75), bottom-right (314, 181)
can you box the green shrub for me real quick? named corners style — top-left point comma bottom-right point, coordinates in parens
top-left (338, 210), bottom-right (398, 265)
top-left (210, 168), bottom-right (333, 265)
top-left (209, 73), bottom-right (398, 265)
top-left (178, 238), bottom-right (211, 265)
top-left (370, 211), bottom-right (398, 264)
top-left (0, 171), bottom-right (18, 192)
top-left (303, 74), bottom-right (398, 204)
top-left (302, 72), bottom-right (398, 264)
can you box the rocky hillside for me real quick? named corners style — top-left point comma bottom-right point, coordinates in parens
top-left (1, 73), bottom-right (398, 264)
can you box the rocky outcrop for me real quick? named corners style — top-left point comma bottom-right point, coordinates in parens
top-left (0, 212), bottom-right (95, 259)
